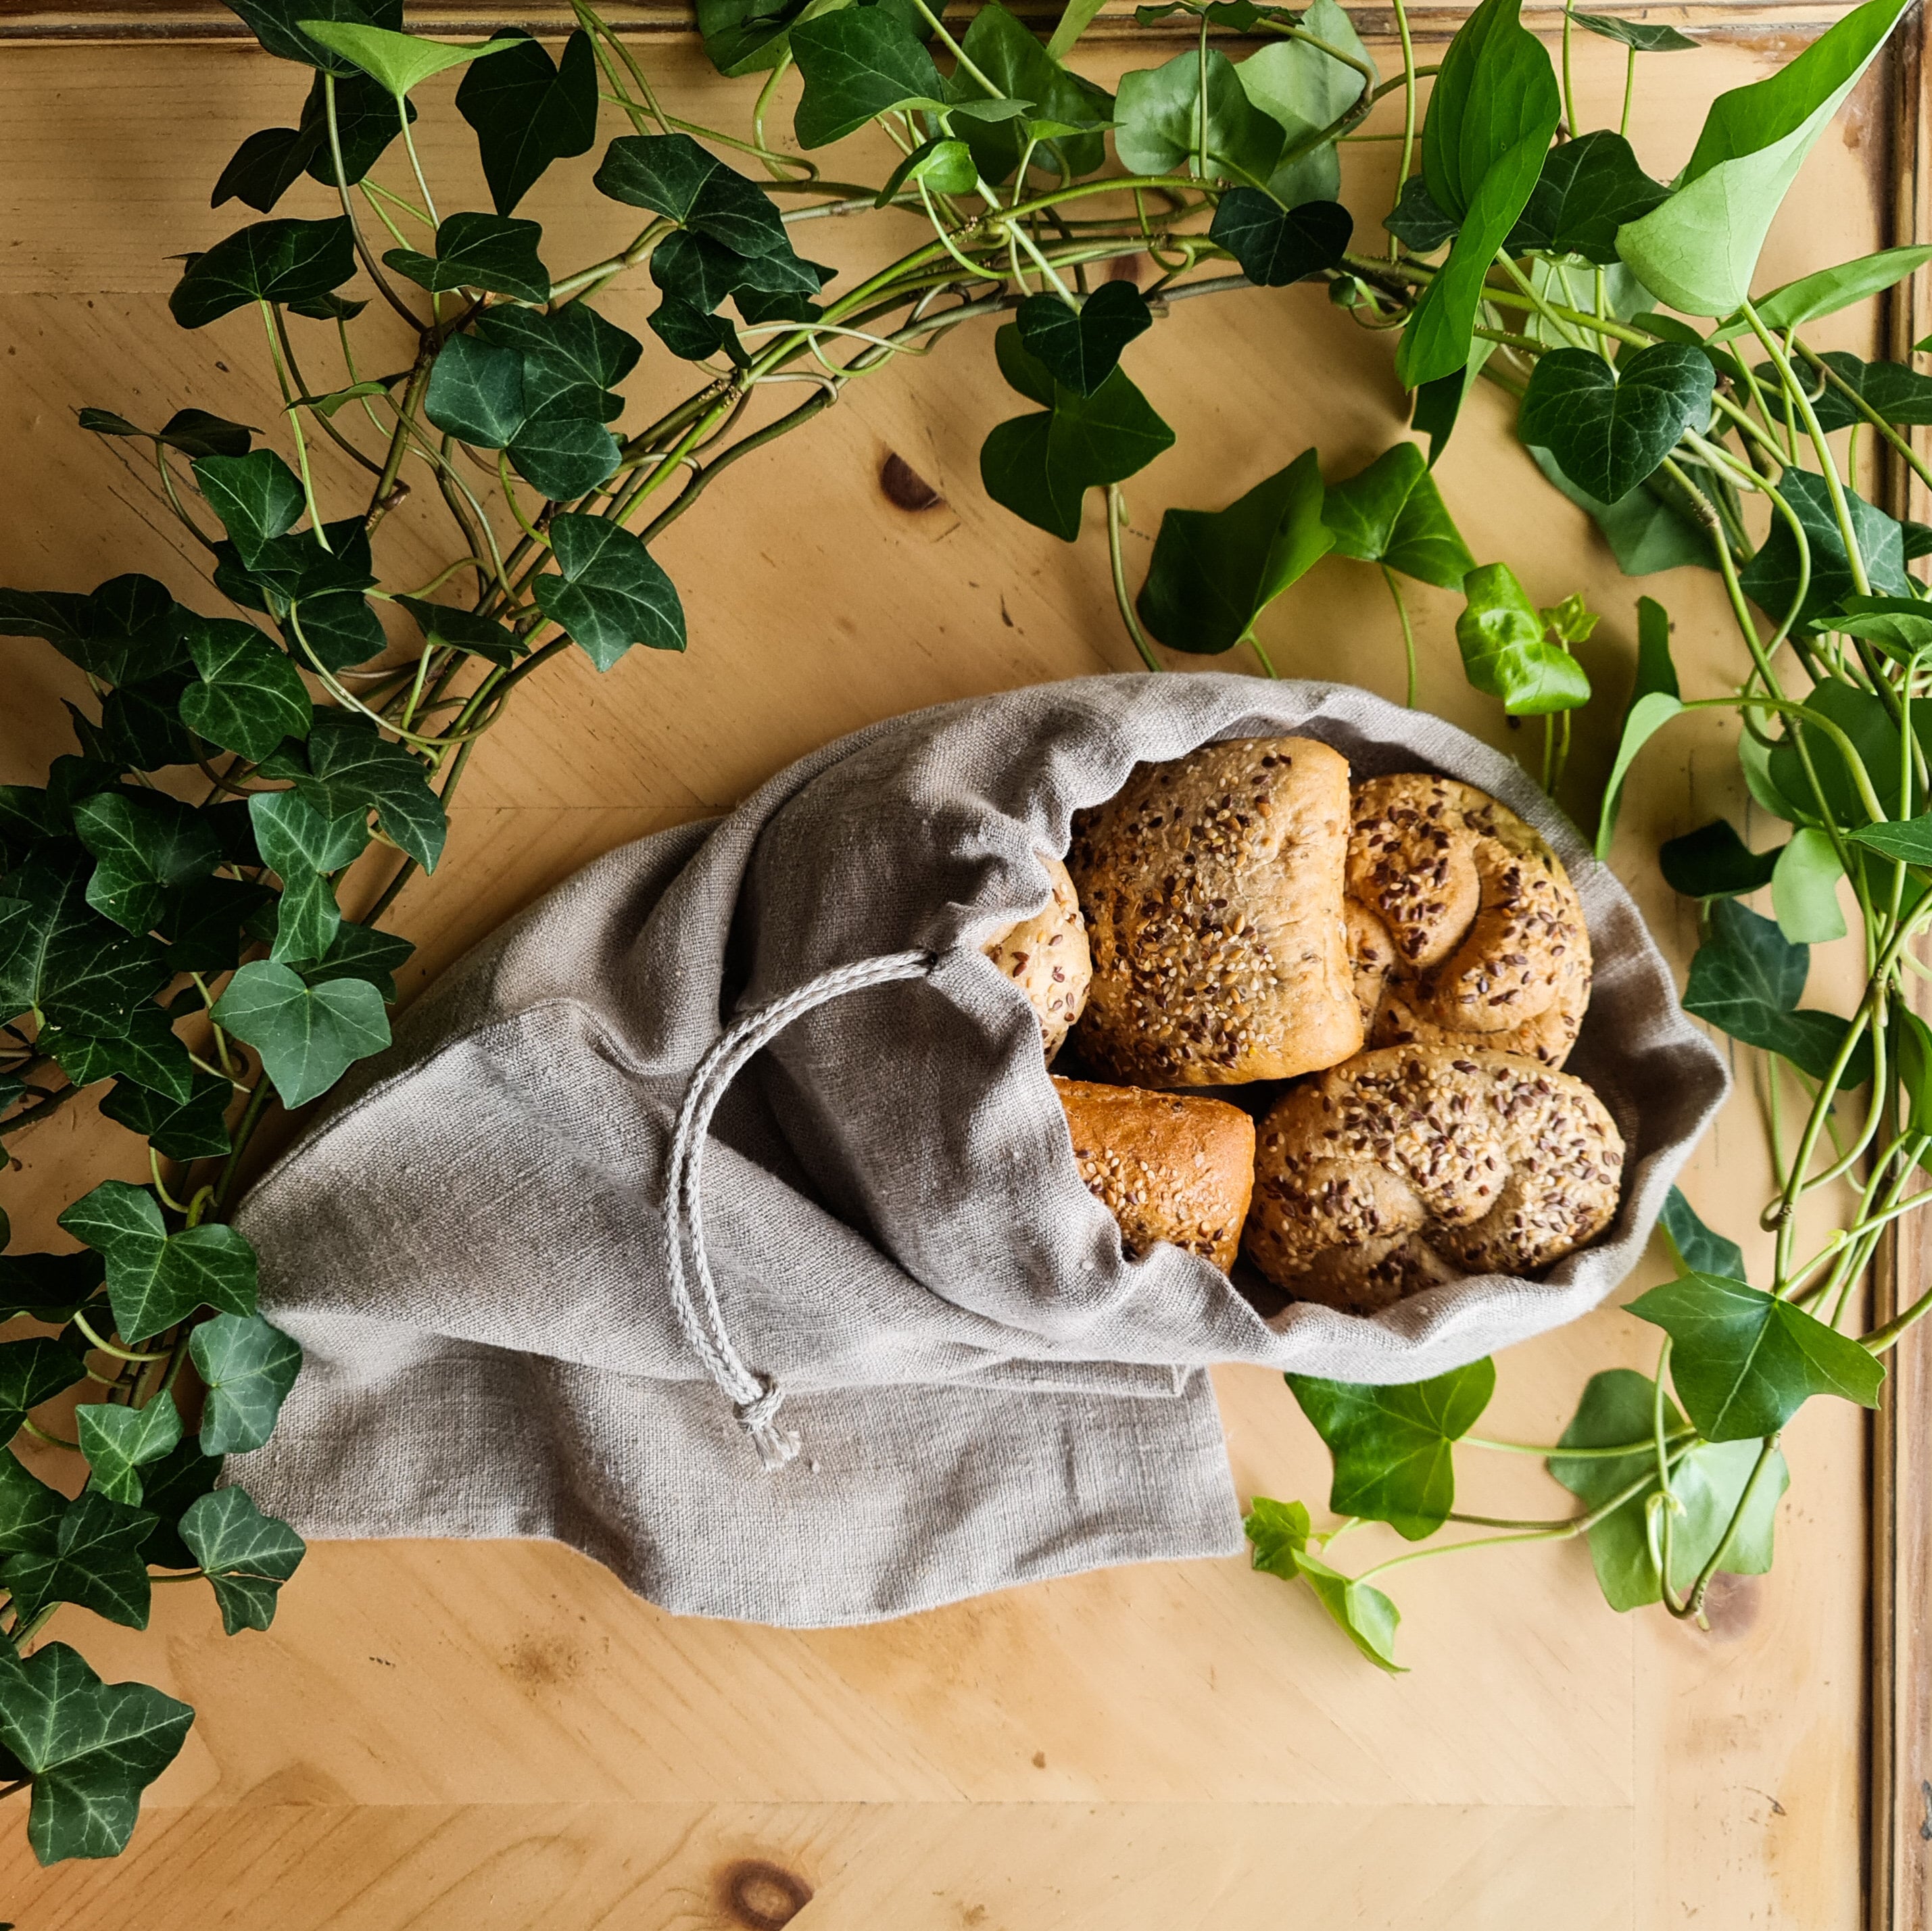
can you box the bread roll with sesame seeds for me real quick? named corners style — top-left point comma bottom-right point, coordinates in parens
top-left (1067, 736), bottom-right (1361, 1087)
top-left (1346, 775), bottom-right (1591, 1069)
top-left (1054, 1076), bottom-right (1256, 1273)
top-left (982, 854), bottom-right (1092, 1059)
top-left (1244, 1044), bottom-right (1624, 1313)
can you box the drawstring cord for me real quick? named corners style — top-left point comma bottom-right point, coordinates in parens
top-left (662, 949), bottom-right (936, 1470)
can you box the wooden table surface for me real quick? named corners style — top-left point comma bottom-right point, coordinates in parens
top-left (0, 15), bottom-right (1890, 1927)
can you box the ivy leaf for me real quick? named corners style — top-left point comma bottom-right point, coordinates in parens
top-left (1770, 827), bottom-right (1847, 944)
top-left (1245, 1498), bottom-right (1403, 1672)
top-left (1235, 0), bottom-right (1372, 205)
top-left (1548, 1369), bottom-right (1784, 1612)
top-left (57, 1181), bottom-right (259, 1346)
top-left (1617, 0), bottom-right (1910, 315)
top-left (76, 1393), bottom-right (183, 1507)
top-left (394, 596), bottom-right (525, 666)
top-left (1286, 1358), bottom-right (1494, 1540)
top-left (456, 26), bottom-right (598, 216)
top-left (295, 22), bottom-right (521, 98)
top-left (1660, 819), bottom-right (1783, 900)
top-left (1660, 1186), bottom-right (1747, 1282)
top-left (1741, 473), bottom-right (1912, 631)
top-left (1776, 351), bottom-right (1932, 432)
top-left (385, 211), bottom-right (550, 304)
top-left (99, 1072), bottom-right (235, 1164)
top-left (0, 1492), bottom-right (156, 1632)
top-left (0, 1641), bottom-right (192, 1863)
top-left (423, 333), bottom-right (525, 449)
top-left (97, 677), bottom-right (195, 773)
top-left (0, 852), bottom-right (166, 1032)
top-left (0, 1252), bottom-right (105, 1327)
top-left (0, 574), bottom-right (187, 686)
top-left (695, 0), bottom-right (813, 76)
top-left (0, 1338), bottom-right (88, 1441)
top-left (1136, 448), bottom-right (1332, 653)
top-left (1504, 130), bottom-right (1670, 264)
top-left (1682, 897), bottom-right (1873, 1085)
top-left (1321, 441), bottom-right (1474, 588)
top-left (503, 414), bottom-right (624, 500)
top-left (1421, 0), bottom-right (1560, 220)
top-left (169, 217), bottom-right (358, 330)
top-left (71, 791), bottom-right (222, 937)
top-left (260, 710), bottom-right (445, 873)
top-left (1630, 1274), bottom-right (1883, 1438)
top-left (248, 788), bottom-right (371, 964)
top-left (1718, 244), bottom-right (1932, 340)
top-left (874, 137), bottom-right (979, 205)
top-left (0, 1450), bottom-right (66, 1557)
top-left (222, 0), bottom-right (404, 74)
top-left (157, 875), bottom-right (274, 975)
top-left (1384, 174), bottom-right (1459, 252)
top-left (190, 451), bottom-right (305, 566)
top-left (474, 303), bottom-right (641, 420)
top-left (1517, 345), bottom-right (1714, 506)
top-left (189, 1315), bottom-right (303, 1456)
top-left (1849, 814), bottom-right (1932, 864)
top-left (950, 2), bottom-right (1113, 184)
top-left (180, 1487), bottom-right (306, 1634)
top-left (531, 513), bottom-right (686, 669)
top-left (1014, 283), bottom-right (1151, 397)
top-left (1571, 11), bottom-right (1698, 49)
top-left (980, 328), bottom-right (1174, 543)
top-left (211, 959), bottom-right (389, 1106)
top-left (1596, 595), bottom-right (1681, 856)
top-left (295, 919), bottom-right (414, 1000)
top-left (790, 7), bottom-right (946, 148)
top-left (1765, 680), bottom-right (1900, 829)
top-left (596, 131), bottom-right (800, 263)
top-left (1208, 191), bottom-right (1352, 287)
top-left (1113, 47), bottom-right (1283, 185)
top-left (179, 615), bottom-right (312, 762)
top-left (41, 1005), bottom-right (196, 1106)
top-left (1455, 562), bottom-right (1591, 714)
top-left (132, 1438), bottom-right (225, 1571)
top-left (155, 410), bottom-right (257, 460)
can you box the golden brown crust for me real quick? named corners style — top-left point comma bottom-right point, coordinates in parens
top-left (1346, 775), bottom-right (1591, 1069)
top-left (1054, 1075), bottom-right (1256, 1273)
top-left (1243, 1044), bottom-right (1624, 1314)
top-left (982, 854), bottom-right (1092, 1060)
top-left (1067, 737), bottom-right (1361, 1087)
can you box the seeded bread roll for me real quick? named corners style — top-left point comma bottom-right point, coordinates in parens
top-left (1067, 737), bottom-right (1360, 1086)
top-left (1055, 1075), bottom-right (1256, 1272)
top-left (1245, 1044), bottom-right (1624, 1313)
top-left (982, 854), bottom-right (1092, 1058)
top-left (1347, 775), bottom-right (1591, 1069)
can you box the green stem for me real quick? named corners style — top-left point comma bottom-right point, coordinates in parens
top-left (1380, 562), bottom-right (1418, 707)
top-left (258, 303), bottom-right (332, 552)
top-left (1106, 485), bottom-right (1162, 673)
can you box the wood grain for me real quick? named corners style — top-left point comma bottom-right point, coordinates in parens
top-left (0, 18), bottom-right (1894, 1927)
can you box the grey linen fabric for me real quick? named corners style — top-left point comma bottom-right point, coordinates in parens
top-left (231, 673), bottom-right (1729, 1628)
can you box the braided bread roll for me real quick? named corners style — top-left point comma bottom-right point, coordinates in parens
top-left (1067, 737), bottom-right (1361, 1086)
top-left (1345, 775), bottom-right (1591, 1069)
top-left (1245, 1044), bottom-right (1624, 1313)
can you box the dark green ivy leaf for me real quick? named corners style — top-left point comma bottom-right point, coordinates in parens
top-left (1660, 819), bottom-right (1783, 900)
top-left (385, 211), bottom-right (551, 304)
top-left (76, 1392), bottom-right (183, 1507)
top-left (422, 333), bottom-right (525, 448)
top-left (99, 1071), bottom-right (236, 1164)
top-left (790, 5), bottom-right (946, 149)
top-left (57, 1181), bottom-right (258, 1346)
top-left (531, 513), bottom-right (686, 668)
top-left (294, 919), bottom-right (414, 1000)
top-left (0, 1338), bottom-right (87, 1441)
top-left (0, 1641), bottom-right (192, 1864)
top-left (178, 614), bottom-right (312, 761)
top-left (1208, 191), bottom-right (1352, 287)
top-left (189, 1313), bottom-right (303, 1456)
top-left (1516, 344), bottom-right (1714, 505)
top-left (96, 678), bottom-right (196, 773)
top-left (258, 709), bottom-right (445, 873)
top-left (71, 791), bottom-right (222, 936)
top-left (950, 2), bottom-right (1112, 184)
top-left (1286, 1357), bottom-right (1495, 1540)
top-left (1740, 468), bottom-right (1912, 629)
top-left (210, 958), bottom-right (389, 1106)
top-left (0, 1450), bottom-right (66, 1557)
top-left (1136, 447), bottom-right (1332, 652)
top-left (393, 595), bottom-right (525, 666)
top-left (1384, 173), bottom-right (1459, 252)
top-left (169, 217), bottom-right (358, 330)
top-left (1659, 1184), bottom-right (1746, 1283)
top-left (1504, 130), bottom-right (1671, 264)
top-left (596, 130), bottom-right (799, 262)
top-left (132, 1437), bottom-right (225, 1571)
top-left (180, 1486), bottom-right (306, 1634)
top-left (0, 852), bottom-right (168, 1033)
top-left (248, 787), bottom-right (370, 964)
top-left (456, 27), bottom-right (598, 216)
top-left (1013, 281), bottom-right (1151, 397)
top-left (0, 1252), bottom-right (105, 1327)
top-left (1681, 897), bottom-right (1873, 1085)
top-left (0, 575), bottom-right (187, 687)
top-left (1766, 349), bottom-right (1932, 433)
top-left (0, 1491), bottom-right (156, 1632)
top-left (1630, 1273), bottom-right (1883, 1439)
top-left (41, 1004), bottom-right (196, 1105)
top-left (190, 451), bottom-right (306, 566)
top-left (156, 875), bottom-right (274, 975)
top-left (220, 0), bottom-right (404, 75)
top-left (1570, 11), bottom-right (1698, 49)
